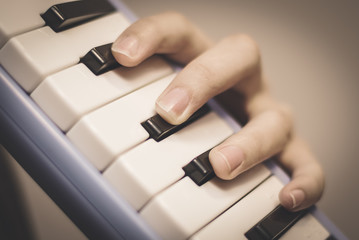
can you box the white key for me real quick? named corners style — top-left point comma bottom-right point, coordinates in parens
top-left (190, 176), bottom-right (283, 240)
top-left (0, 0), bottom-right (67, 47)
top-left (281, 214), bottom-right (330, 240)
top-left (140, 164), bottom-right (271, 240)
top-left (0, 12), bottom-right (130, 92)
top-left (31, 56), bottom-right (173, 131)
top-left (103, 111), bottom-right (234, 210)
top-left (191, 175), bottom-right (330, 240)
top-left (67, 74), bottom-right (174, 171)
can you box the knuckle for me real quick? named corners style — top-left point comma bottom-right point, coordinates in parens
top-left (265, 107), bottom-right (293, 143)
top-left (164, 11), bottom-right (189, 23)
top-left (190, 61), bottom-right (217, 85)
top-left (145, 11), bottom-right (195, 51)
top-left (229, 33), bottom-right (261, 62)
top-left (139, 17), bottom-right (160, 35)
top-left (138, 11), bottom-right (188, 35)
top-left (261, 102), bottom-right (294, 132)
top-left (275, 103), bottom-right (294, 130)
top-left (156, 11), bottom-right (191, 30)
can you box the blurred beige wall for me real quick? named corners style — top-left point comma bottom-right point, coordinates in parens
top-left (123, 0), bottom-right (359, 239)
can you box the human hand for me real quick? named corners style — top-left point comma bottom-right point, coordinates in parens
top-left (111, 12), bottom-right (324, 211)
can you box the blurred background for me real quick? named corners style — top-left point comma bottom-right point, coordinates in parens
top-left (1, 0), bottom-right (358, 239)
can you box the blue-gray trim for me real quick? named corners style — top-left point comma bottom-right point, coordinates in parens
top-left (0, 66), bottom-right (159, 240)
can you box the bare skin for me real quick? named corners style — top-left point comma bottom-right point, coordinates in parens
top-left (112, 12), bottom-right (324, 211)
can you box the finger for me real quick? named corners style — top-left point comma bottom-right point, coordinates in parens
top-left (278, 137), bottom-right (325, 211)
top-left (209, 103), bottom-right (293, 180)
top-left (111, 12), bottom-right (212, 66)
top-left (155, 34), bottom-right (261, 124)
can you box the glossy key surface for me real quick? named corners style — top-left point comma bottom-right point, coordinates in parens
top-left (141, 104), bottom-right (211, 142)
top-left (67, 74), bottom-right (175, 171)
top-left (80, 42), bottom-right (120, 75)
top-left (280, 214), bottom-right (330, 240)
top-left (0, 0), bottom-right (67, 47)
top-left (0, 12), bottom-right (130, 92)
top-left (190, 176), bottom-right (283, 240)
top-left (182, 149), bottom-right (215, 186)
top-left (140, 165), bottom-right (271, 240)
top-left (103, 111), bottom-right (234, 210)
top-left (31, 56), bottom-right (172, 131)
top-left (191, 176), bottom-right (330, 240)
top-left (41, 0), bottom-right (115, 32)
top-left (245, 205), bottom-right (307, 239)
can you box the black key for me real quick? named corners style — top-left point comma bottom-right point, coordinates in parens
top-left (182, 149), bottom-right (215, 186)
top-left (41, 0), bottom-right (115, 32)
top-left (80, 43), bottom-right (120, 75)
top-left (141, 104), bottom-right (211, 142)
top-left (245, 205), bottom-right (308, 240)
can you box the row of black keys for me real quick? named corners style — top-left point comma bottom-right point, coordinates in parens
top-left (40, 0), bottom-right (214, 185)
top-left (41, 1), bottom-right (319, 239)
top-left (41, 0), bottom-right (215, 186)
top-left (79, 41), bottom-right (217, 186)
top-left (80, 42), bottom-right (318, 240)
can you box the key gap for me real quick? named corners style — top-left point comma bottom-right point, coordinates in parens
top-left (137, 171), bottom-right (188, 213)
top-left (100, 136), bottom-right (151, 174)
top-left (39, 65), bottom-right (172, 133)
top-left (80, 69), bottom-right (173, 116)
top-left (188, 173), bottom-right (274, 239)
top-left (137, 146), bottom-right (216, 212)
top-left (51, 6), bottom-right (65, 21)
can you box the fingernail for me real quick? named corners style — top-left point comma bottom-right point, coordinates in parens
top-left (156, 88), bottom-right (190, 120)
top-left (213, 146), bottom-right (244, 173)
top-left (289, 189), bottom-right (305, 209)
top-left (112, 36), bottom-right (139, 58)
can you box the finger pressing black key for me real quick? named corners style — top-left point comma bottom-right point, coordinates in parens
top-left (182, 149), bottom-right (215, 186)
top-left (80, 43), bottom-right (120, 75)
top-left (141, 104), bottom-right (211, 142)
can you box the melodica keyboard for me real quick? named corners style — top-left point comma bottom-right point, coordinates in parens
top-left (0, 0), bottom-right (347, 239)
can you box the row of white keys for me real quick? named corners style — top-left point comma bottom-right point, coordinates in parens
top-left (140, 165), bottom-right (271, 240)
top-left (31, 56), bottom-right (173, 131)
top-left (67, 74), bottom-right (175, 171)
top-left (191, 176), bottom-right (282, 240)
top-left (0, 12), bottom-right (130, 92)
top-left (103, 111), bottom-right (234, 210)
top-left (0, 0), bottom-right (67, 47)
top-left (191, 176), bottom-right (330, 240)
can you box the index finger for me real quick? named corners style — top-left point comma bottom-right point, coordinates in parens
top-left (111, 11), bottom-right (212, 66)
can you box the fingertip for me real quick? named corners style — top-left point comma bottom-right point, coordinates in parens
top-left (155, 102), bottom-right (181, 125)
top-left (279, 188), bottom-right (306, 211)
top-left (209, 145), bottom-right (245, 180)
top-left (155, 87), bottom-right (191, 125)
top-left (111, 35), bottom-right (141, 67)
top-left (209, 149), bottom-right (231, 180)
